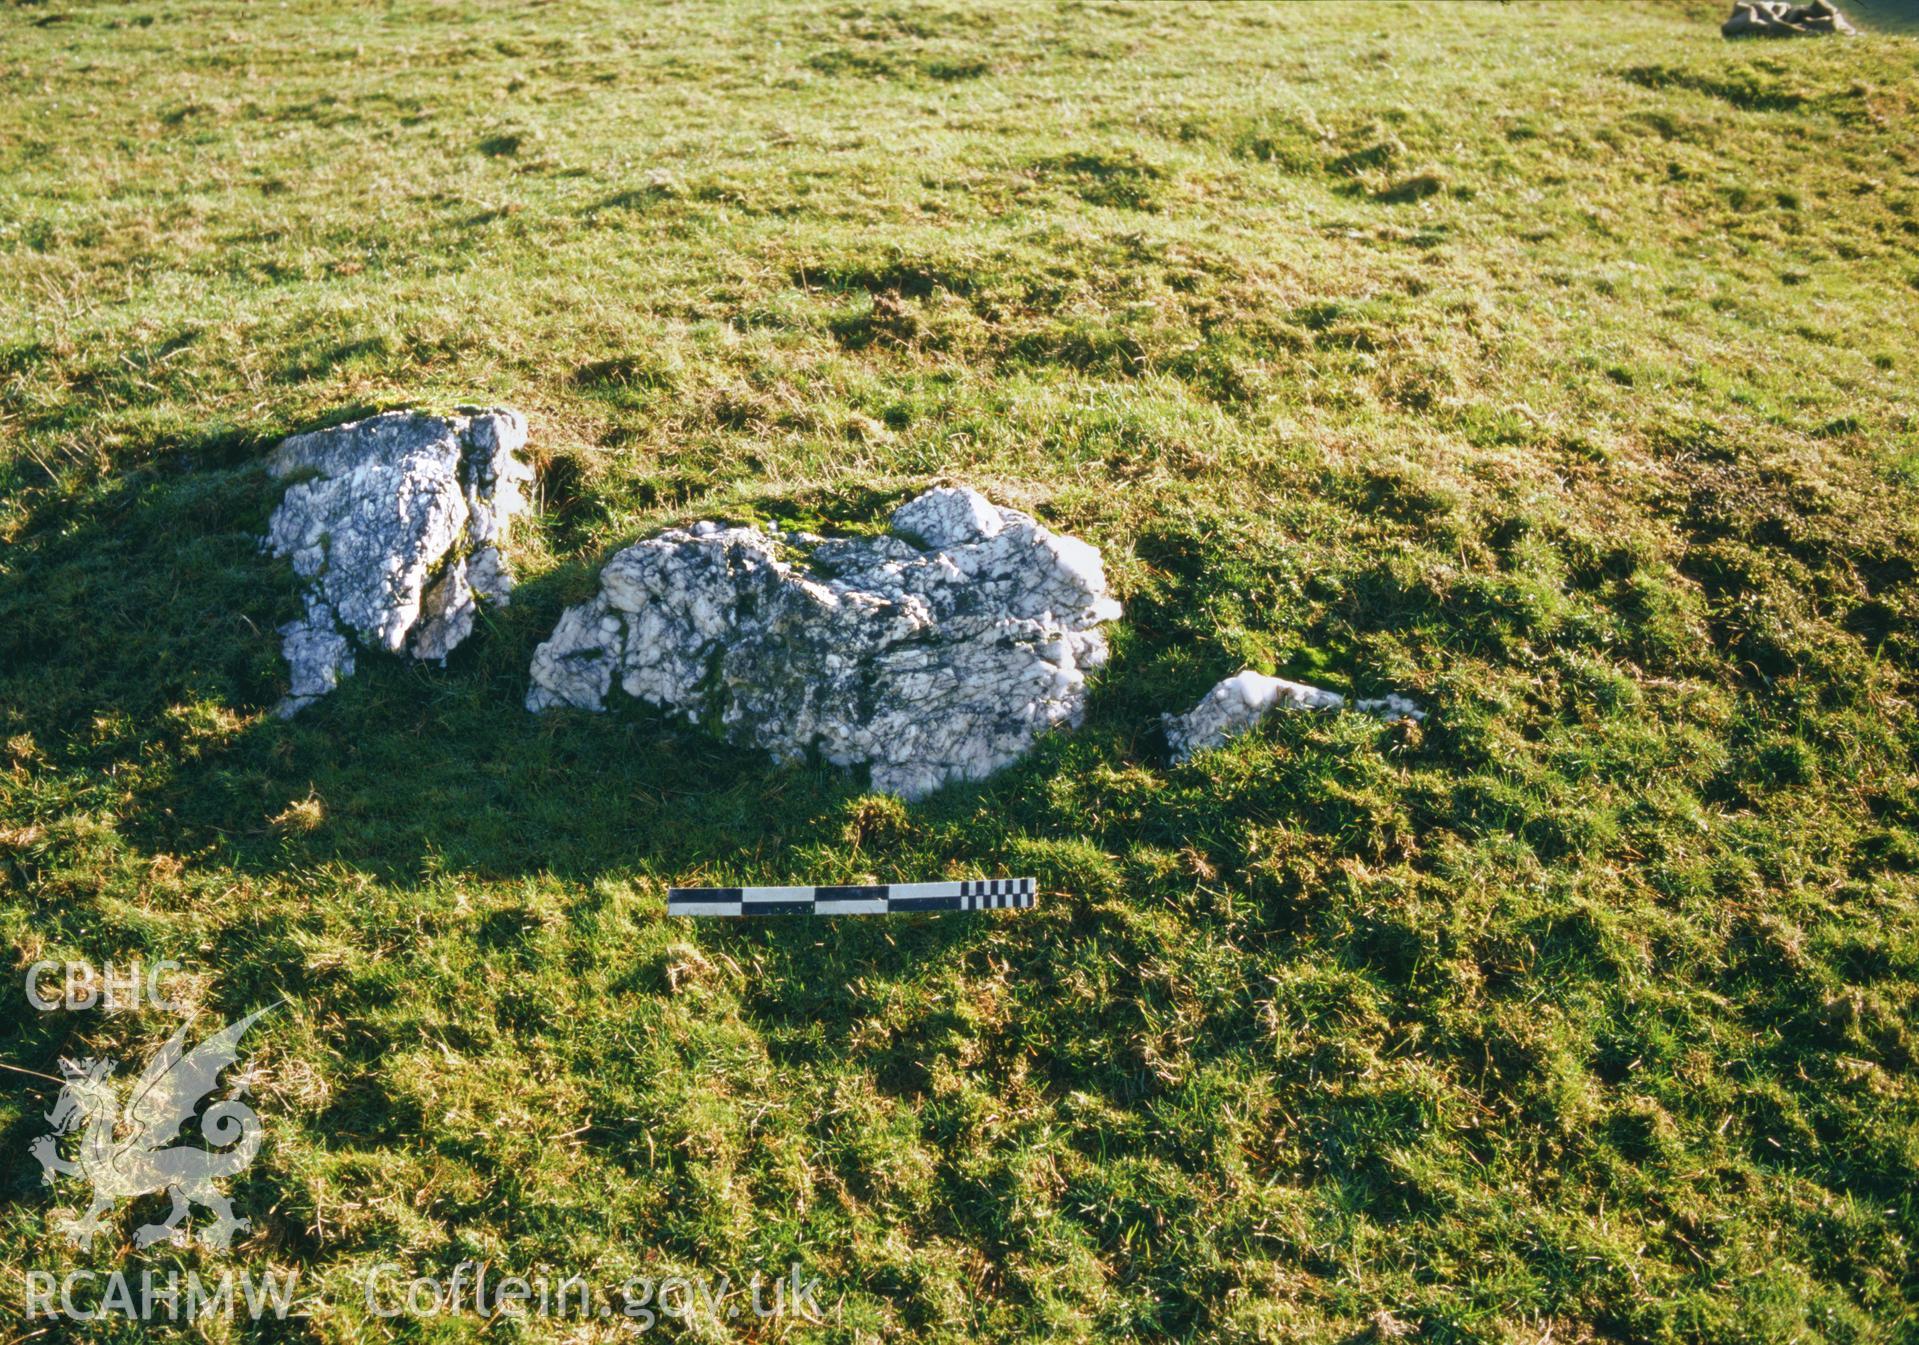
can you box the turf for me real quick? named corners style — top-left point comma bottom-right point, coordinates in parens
top-left (3, 1), bottom-right (1919, 1340)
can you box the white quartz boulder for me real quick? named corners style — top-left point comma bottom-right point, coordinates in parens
top-left (263, 407), bottom-right (531, 715)
top-left (526, 486), bottom-right (1122, 799)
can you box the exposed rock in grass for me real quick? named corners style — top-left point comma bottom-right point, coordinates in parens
top-left (1722, 0), bottom-right (1855, 36)
top-left (1163, 670), bottom-right (1424, 762)
top-left (526, 486), bottom-right (1121, 799)
top-left (264, 407), bottom-right (531, 716)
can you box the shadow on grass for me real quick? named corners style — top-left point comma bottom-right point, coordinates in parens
top-left (0, 439), bottom-right (1206, 899)
top-left (0, 435), bottom-right (1466, 1132)
top-left (1, 463), bottom-right (904, 890)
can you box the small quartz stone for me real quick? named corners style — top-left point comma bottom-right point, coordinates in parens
top-left (1722, 0), bottom-right (1854, 36)
top-left (1163, 670), bottom-right (1424, 762)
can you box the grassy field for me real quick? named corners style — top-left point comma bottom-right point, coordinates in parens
top-left (4, 0), bottom-right (1919, 1340)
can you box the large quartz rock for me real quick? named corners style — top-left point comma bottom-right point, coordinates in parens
top-left (1163, 670), bottom-right (1424, 762)
top-left (263, 407), bottom-right (531, 715)
top-left (526, 487), bottom-right (1122, 799)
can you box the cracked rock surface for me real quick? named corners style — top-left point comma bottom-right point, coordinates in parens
top-left (263, 407), bottom-right (531, 715)
top-left (1164, 670), bottom-right (1424, 762)
top-left (527, 486), bottom-right (1122, 799)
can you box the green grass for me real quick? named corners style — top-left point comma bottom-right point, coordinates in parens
top-left (4, 0), bottom-right (1919, 1340)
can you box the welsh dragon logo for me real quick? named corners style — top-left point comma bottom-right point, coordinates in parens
top-left (29, 1007), bottom-right (273, 1252)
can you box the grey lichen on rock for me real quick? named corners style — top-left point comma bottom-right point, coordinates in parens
top-left (526, 486), bottom-right (1122, 800)
top-left (263, 407), bottom-right (531, 716)
top-left (1163, 670), bottom-right (1424, 762)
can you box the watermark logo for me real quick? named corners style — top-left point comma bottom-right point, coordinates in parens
top-left (29, 1006), bottom-right (273, 1251)
top-left (14, 971), bottom-right (829, 1328)
top-left (25, 959), bottom-right (187, 1013)
top-left (362, 1261), bottom-right (825, 1327)
top-left (26, 1269), bottom-right (299, 1324)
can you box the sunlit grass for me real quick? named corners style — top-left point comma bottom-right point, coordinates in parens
top-left (3, 2), bottom-right (1919, 1341)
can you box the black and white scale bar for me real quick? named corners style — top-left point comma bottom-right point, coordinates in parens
top-left (668, 878), bottom-right (1036, 917)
